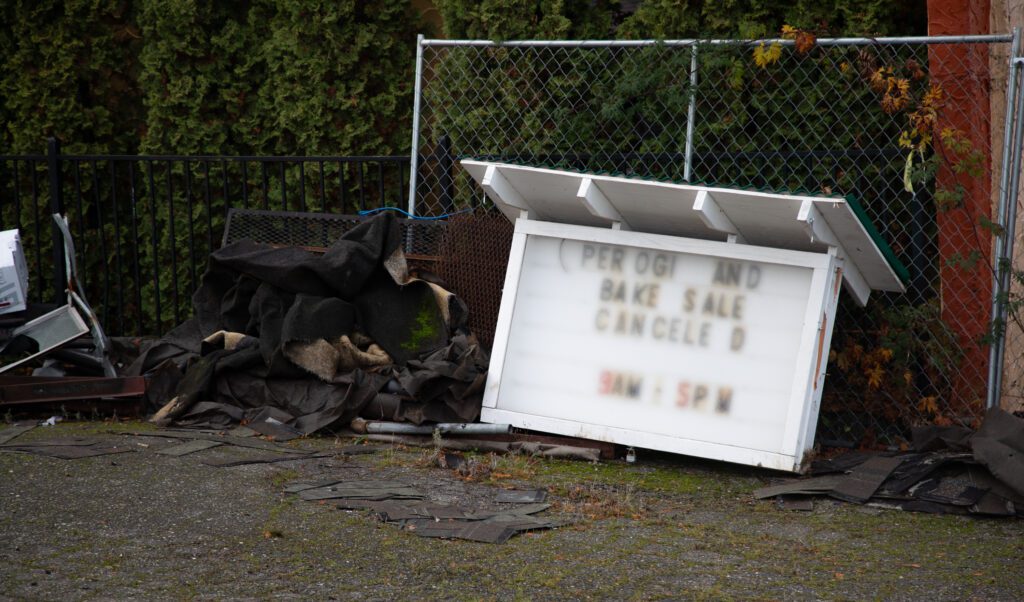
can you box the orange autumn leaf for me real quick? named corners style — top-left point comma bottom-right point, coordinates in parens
top-left (795, 31), bottom-right (817, 54)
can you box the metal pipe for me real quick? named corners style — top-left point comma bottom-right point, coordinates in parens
top-left (350, 418), bottom-right (511, 436)
top-left (988, 27), bottom-right (1022, 409)
top-left (991, 42), bottom-right (1024, 408)
top-left (46, 137), bottom-right (65, 305)
top-left (683, 45), bottom-right (698, 182)
top-left (109, 161), bottom-right (124, 335)
top-left (420, 34), bottom-right (1014, 49)
top-left (406, 34), bottom-right (425, 217)
top-left (146, 160), bottom-right (161, 331)
top-left (994, 29), bottom-right (1021, 267)
top-left (24, 154), bottom-right (409, 162)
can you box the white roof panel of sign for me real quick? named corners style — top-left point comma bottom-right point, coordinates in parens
top-left (461, 159), bottom-right (907, 299)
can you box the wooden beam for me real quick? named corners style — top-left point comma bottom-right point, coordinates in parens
top-left (693, 190), bottom-right (745, 243)
top-left (576, 178), bottom-right (628, 230)
top-left (481, 165), bottom-right (532, 219)
top-left (797, 199), bottom-right (839, 247)
top-left (798, 200), bottom-right (870, 305)
top-left (836, 255), bottom-right (871, 306)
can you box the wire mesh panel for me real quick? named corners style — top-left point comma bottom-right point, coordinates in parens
top-left (414, 36), bottom-right (1022, 445)
top-left (222, 207), bottom-right (445, 272)
top-left (436, 211), bottom-right (514, 350)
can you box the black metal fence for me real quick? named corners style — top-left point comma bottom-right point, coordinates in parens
top-left (0, 139), bottom-right (411, 337)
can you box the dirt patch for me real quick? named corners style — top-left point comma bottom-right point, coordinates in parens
top-left (1, 420), bottom-right (1023, 600)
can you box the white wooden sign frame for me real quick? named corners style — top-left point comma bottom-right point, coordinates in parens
top-left (481, 219), bottom-right (845, 472)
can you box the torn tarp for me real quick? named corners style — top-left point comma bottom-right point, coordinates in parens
top-left (129, 213), bottom-right (488, 435)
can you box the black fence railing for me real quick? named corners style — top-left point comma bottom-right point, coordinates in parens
top-left (0, 140), bottom-right (411, 337)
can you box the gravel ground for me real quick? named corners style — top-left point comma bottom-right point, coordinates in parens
top-left (1, 420), bottom-right (1022, 601)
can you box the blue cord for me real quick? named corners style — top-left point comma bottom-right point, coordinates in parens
top-left (357, 206), bottom-right (473, 221)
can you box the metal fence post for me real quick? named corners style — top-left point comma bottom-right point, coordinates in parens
top-left (988, 27), bottom-right (1023, 408)
top-left (406, 34), bottom-right (425, 217)
top-left (990, 41), bottom-right (1024, 409)
top-left (683, 44), bottom-right (698, 183)
top-left (46, 137), bottom-right (66, 304)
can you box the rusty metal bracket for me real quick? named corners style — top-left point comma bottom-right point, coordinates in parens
top-left (0, 376), bottom-right (146, 406)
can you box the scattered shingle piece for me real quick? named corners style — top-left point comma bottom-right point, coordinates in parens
top-left (2, 443), bottom-right (132, 459)
top-left (298, 480), bottom-right (424, 501)
top-left (830, 456), bottom-right (904, 503)
top-left (0, 424), bottom-right (36, 446)
top-left (202, 452), bottom-right (333, 467)
top-left (754, 476), bottom-right (842, 500)
top-left (496, 489), bottom-right (547, 504)
top-left (155, 439), bottom-right (224, 456)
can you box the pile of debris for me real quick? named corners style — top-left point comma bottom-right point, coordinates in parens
top-left (757, 408), bottom-right (1024, 517)
top-left (0, 217), bottom-right (148, 414)
top-left (130, 212), bottom-right (489, 436)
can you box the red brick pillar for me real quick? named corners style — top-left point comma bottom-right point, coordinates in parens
top-left (927, 0), bottom-right (991, 408)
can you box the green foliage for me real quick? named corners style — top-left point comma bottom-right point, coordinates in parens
top-left (825, 298), bottom-right (963, 426)
top-left (401, 292), bottom-right (443, 352)
top-left (245, 1), bottom-right (421, 156)
top-left (430, 0), bottom-right (928, 210)
top-left (945, 249), bottom-right (984, 271)
top-left (622, 0), bottom-right (923, 38)
top-left (131, 1), bottom-right (425, 328)
top-left (136, 0), bottom-right (246, 154)
top-left (438, 0), bottom-right (924, 41)
top-left (0, 0), bottom-right (929, 340)
top-left (0, 0), bottom-right (924, 156)
top-left (0, 0), bottom-right (143, 154)
top-left (0, 0), bottom-right (928, 157)
top-left (437, 0), bottom-right (615, 40)
top-left (136, 0), bottom-right (422, 156)
top-left (2, 0), bottom-right (424, 156)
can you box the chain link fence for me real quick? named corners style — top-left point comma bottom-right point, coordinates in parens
top-left (411, 33), bottom-right (1024, 446)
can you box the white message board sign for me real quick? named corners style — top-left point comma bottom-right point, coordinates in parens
top-left (482, 220), bottom-right (842, 472)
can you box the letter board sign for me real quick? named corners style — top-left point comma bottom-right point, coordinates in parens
top-left (463, 161), bottom-right (906, 471)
